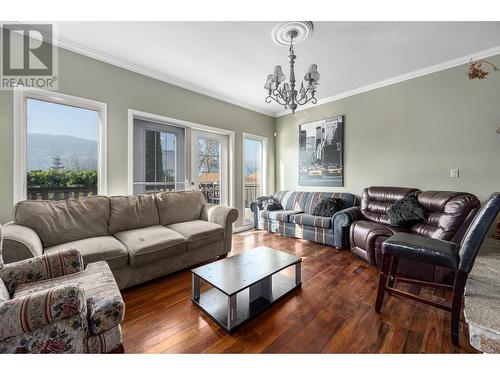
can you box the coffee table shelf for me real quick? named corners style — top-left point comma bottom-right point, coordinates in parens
top-left (191, 247), bottom-right (302, 333)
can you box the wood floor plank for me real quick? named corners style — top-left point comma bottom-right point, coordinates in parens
top-left (121, 230), bottom-right (477, 354)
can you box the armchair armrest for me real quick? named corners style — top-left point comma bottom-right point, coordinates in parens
top-left (332, 207), bottom-right (363, 248)
top-left (0, 283), bottom-right (85, 341)
top-left (2, 223), bottom-right (43, 263)
top-left (0, 249), bottom-right (84, 294)
top-left (201, 204), bottom-right (239, 253)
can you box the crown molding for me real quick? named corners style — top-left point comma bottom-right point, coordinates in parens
top-left (275, 44), bottom-right (500, 118)
top-left (50, 34), bottom-right (277, 118)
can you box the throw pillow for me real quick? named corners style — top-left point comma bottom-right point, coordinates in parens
top-left (387, 195), bottom-right (425, 228)
top-left (263, 201), bottom-right (283, 211)
top-left (257, 196), bottom-right (275, 210)
top-left (312, 198), bottom-right (340, 217)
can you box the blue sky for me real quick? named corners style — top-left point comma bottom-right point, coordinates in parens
top-left (27, 98), bottom-right (98, 142)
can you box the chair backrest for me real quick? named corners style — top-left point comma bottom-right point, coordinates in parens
top-left (459, 193), bottom-right (500, 273)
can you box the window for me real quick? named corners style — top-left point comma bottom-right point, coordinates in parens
top-left (14, 90), bottom-right (107, 202)
top-left (191, 130), bottom-right (228, 205)
top-left (133, 119), bottom-right (186, 194)
top-left (243, 133), bottom-right (267, 225)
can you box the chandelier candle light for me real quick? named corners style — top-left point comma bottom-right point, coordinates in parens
top-left (265, 22), bottom-right (320, 114)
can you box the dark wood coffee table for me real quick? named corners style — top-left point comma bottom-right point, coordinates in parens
top-left (191, 246), bottom-right (302, 333)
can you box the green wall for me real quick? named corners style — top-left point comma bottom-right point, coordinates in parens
top-left (0, 46), bottom-right (275, 225)
top-left (275, 55), bottom-right (500, 202)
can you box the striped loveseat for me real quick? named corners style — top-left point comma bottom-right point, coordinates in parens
top-left (250, 191), bottom-right (359, 247)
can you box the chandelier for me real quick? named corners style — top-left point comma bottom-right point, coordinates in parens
top-left (265, 21), bottom-right (320, 114)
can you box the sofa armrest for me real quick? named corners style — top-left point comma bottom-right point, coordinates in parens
top-left (0, 249), bottom-right (84, 294)
top-left (201, 203), bottom-right (239, 227)
top-left (250, 195), bottom-right (275, 229)
top-left (0, 283), bottom-right (85, 341)
top-left (2, 223), bottom-right (43, 264)
top-left (201, 204), bottom-right (239, 253)
top-left (332, 207), bottom-right (363, 248)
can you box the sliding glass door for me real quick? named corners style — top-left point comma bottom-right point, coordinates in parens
top-left (243, 133), bottom-right (267, 225)
top-left (133, 119), bottom-right (186, 194)
top-left (191, 130), bottom-right (228, 205)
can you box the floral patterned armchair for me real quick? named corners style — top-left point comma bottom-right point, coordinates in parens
top-left (0, 225), bottom-right (125, 353)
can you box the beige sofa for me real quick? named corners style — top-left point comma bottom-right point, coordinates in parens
top-left (1, 191), bottom-right (238, 290)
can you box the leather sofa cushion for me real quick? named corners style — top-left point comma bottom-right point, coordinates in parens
top-left (259, 210), bottom-right (303, 222)
top-left (44, 236), bottom-right (128, 270)
top-left (167, 220), bottom-right (224, 250)
top-left (156, 191), bottom-right (205, 226)
top-left (413, 191), bottom-right (480, 241)
top-left (360, 187), bottom-right (420, 225)
top-left (114, 225), bottom-right (186, 267)
top-left (14, 196), bottom-right (110, 247)
top-left (108, 195), bottom-right (159, 234)
top-left (383, 233), bottom-right (459, 269)
top-left (289, 214), bottom-right (331, 229)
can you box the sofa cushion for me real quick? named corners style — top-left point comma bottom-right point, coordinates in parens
top-left (167, 220), bottom-right (224, 250)
top-left (156, 191), bottom-right (205, 226)
top-left (259, 209), bottom-right (304, 222)
top-left (274, 191), bottom-right (310, 211)
top-left (108, 195), bottom-right (159, 234)
top-left (360, 187), bottom-right (420, 225)
top-left (387, 195), bottom-right (425, 228)
top-left (14, 196), bottom-right (110, 247)
top-left (289, 214), bottom-right (332, 229)
top-left (304, 192), bottom-right (357, 214)
top-left (44, 236), bottom-right (128, 270)
top-left (312, 197), bottom-right (340, 217)
top-left (114, 226), bottom-right (187, 267)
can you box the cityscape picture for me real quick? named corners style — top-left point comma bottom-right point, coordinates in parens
top-left (299, 115), bottom-right (344, 187)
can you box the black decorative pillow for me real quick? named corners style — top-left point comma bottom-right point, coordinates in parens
top-left (262, 201), bottom-right (283, 211)
top-left (257, 196), bottom-right (275, 210)
top-left (387, 195), bottom-right (425, 228)
top-left (312, 198), bottom-right (340, 217)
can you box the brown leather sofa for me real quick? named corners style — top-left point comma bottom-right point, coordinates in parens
top-left (338, 186), bottom-right (480, 282)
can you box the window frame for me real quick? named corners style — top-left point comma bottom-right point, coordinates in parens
top-left (13, 88), bottom-right (107, 203)
top-left (242, 132), bottom-right (268, 226)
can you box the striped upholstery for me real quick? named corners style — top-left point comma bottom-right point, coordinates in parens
top-left (289, 214), bottom-right (332, 229)
top-left (86, 325), bottom-right (122, 354)
top-left (254, 191), bottom-right (359, 246)
top-left (304, 192), bottom-right (358, 214)
top-left (260, 210), bottom-right (303, 222)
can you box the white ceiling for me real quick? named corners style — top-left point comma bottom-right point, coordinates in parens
top-left (54, 21), bottom-right (500, 117)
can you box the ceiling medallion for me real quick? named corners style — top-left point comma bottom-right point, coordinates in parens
top-left (265, 21), bottom-right (319, 114)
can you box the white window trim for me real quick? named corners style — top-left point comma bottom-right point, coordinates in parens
top-left (242, 132), bottom-right (268, 226)
top-left (13, 88), bottom-right (108, 203)
top-left (127, 109), bottom-right (235, 208)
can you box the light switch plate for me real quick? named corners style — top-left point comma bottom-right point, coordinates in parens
top-left (450, 169), bottom-right (460, 178)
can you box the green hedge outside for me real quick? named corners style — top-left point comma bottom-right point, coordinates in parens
top-left (27, 169), bottom-right (97, 189)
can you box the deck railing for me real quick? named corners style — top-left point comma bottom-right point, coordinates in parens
top-left (244, 183), bottom-right (260, 208)
top-left (27, 186), bottom-right (97, 200)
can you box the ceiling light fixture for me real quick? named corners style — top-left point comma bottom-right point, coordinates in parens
top-left (265, 21), bottom-right (319, 114)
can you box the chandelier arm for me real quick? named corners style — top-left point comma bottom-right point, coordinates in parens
top-left (273, 88), bottom-right (289, 104)
top-left (266, 94), bottom-right (288, 106)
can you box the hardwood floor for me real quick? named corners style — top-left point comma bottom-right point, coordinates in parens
top-left (121, 230), bottom-right (477, 354)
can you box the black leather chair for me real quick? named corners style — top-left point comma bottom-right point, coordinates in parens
top-left (375, 193), bottom-right (500, 346)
